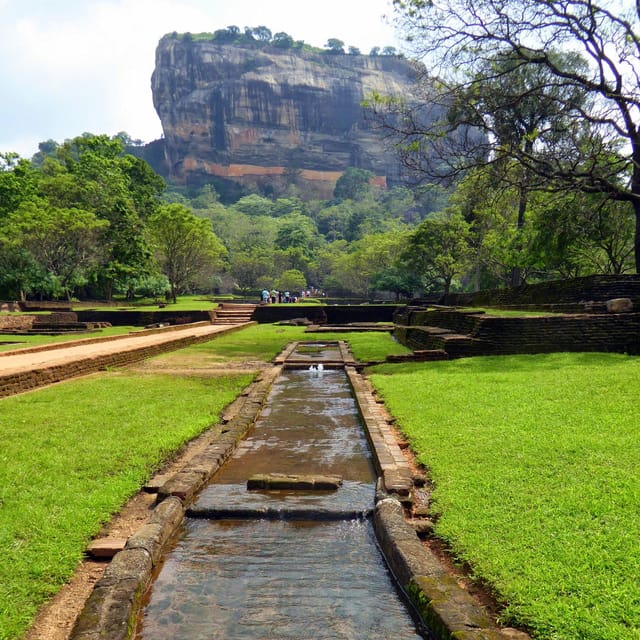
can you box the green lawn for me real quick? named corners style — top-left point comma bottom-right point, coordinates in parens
top-left (0, 371), bottom-right (253, 640)
top-left (0, 324), bottom-right (406, 639)
top-left (173, 323), bottom-right (411, 363)
top-left (5, 324), bottom-right (635, 640)
top-left (368, 352), bottom-right (640, 640)
top-left (74, 295), bottom-right (218, 312)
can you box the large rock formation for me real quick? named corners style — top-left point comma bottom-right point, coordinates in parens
top-left (150, 35), bottom-right (422, 199)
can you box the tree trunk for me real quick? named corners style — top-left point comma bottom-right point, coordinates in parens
top-left (510, 159), bottom-right (531, 288)
top-left (630, 138), bottom-right (640, 274)
top-left (634, 197), bottom-right (640, 274)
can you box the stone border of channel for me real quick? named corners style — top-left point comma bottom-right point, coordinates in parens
top-left (70, 356), bottom-right (531, 640)
top-left (69, 365), bottom-right (281, 640)
top-left (346, 366), bottom-right (531, 640)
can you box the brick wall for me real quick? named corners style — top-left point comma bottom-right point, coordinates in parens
top-left (440, 274), bottom-right (640, 309)
top-left (394, 309), bottom-right (640, 356)
top-left (75, 310), bottom-right (214, 326)
top-left (0, 315), bottom-right (34, 330)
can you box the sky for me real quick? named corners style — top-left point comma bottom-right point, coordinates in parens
top-left (0, 0), bottom-right (402, 158)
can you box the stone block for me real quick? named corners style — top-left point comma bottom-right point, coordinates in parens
top-left (156, 470), bottom-right (207, 504)
top-left (606, 297), bottom-right (633, 313)
top-left (86, 537), bottom-right (127, 559)
top-left (247, 473), bottom-right (343, 490)
top-left (412, 575), bottom-right (494, 635)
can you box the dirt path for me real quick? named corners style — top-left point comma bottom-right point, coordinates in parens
top-left (0, 323), bottom-right (237, 376)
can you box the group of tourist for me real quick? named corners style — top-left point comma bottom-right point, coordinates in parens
top-left (260, 288), bottom-right (322, 304)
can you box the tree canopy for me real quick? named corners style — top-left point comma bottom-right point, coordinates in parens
top-left (387, 0), bottom-right (640, 272)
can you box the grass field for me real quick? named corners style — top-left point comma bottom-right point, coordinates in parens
top-left (171, 323), bottom-right (411, 363)
top-left (0, 325), bottom-right (407, 639)
top-left (368, 352), bottom-right (640, 640)
top-left (3, 321), bottom-right (638, 640)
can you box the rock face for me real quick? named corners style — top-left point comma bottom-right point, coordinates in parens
top-left (151, 35), bottom-right (422, 198)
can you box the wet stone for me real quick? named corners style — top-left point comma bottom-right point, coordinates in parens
top-left (247, 473), bottom-right (343, 491)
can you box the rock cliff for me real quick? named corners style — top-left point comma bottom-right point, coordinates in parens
top-left (150, 35), bottom-right (422, 199)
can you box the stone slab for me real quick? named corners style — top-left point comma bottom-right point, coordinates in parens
top-left (247, 473), bottom-right (343, 490)
top-left (86, 538), bottom-right (127, 559)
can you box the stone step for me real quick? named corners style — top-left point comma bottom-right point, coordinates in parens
top-left (247, 473), bottom-right (343, 491)
top-left (212, 303), bottom-right (256, 325)
top-left (386, 349), bottom-right (449, 363)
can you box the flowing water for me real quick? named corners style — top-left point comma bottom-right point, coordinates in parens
top-left (135, 363), bottom-right (425, 639)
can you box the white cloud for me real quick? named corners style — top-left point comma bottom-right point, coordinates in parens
top-left (0, 0), bottom-right (401, 157)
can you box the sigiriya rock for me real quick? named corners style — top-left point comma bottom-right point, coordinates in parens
top-left (149, 33), bottom-right (422, 199)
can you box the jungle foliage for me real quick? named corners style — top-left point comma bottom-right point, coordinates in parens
top-left (0, 117), bottom-right (635, 304)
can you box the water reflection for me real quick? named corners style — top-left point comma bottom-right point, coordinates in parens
top-left (137, 519), bottom-right (423, 640)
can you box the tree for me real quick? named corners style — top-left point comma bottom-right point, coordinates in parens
top-left (272, 32), bottom-right (294, 48)
top-left (274, 213), bottom-right (320, 255)
top-left (0, 154), bottom-right (38, 218)
top-left (232, 194), bottom-right (274, 217)
top-left (402, 211), bottom-right (472, 296)
top-left (349, 46), bottom-right (362, 56)
top-left (229, 252), bottom-right (274, 292)
top-left (324, 231), bottom-right (410, 297)
top-left (325, 38), bottom-right (345, 54)
top-left (276, 269), bottom-right (307, 294)
top-left (370, 267), bottom-right (421, 300)
top-left (0, 242), bottom-right (45, 301)
top-left (37, 134), bottom-right (160, 299)
top-left (147, 204), bottom-right (227, 303)
top-left (530, 192), bottom-right (635, 276)
top-left (390, 0), bottom-right (640, 272)
top-left (1, 201), bottom-right (107, 300)
top-left (253, 26), bottom-right (272, 42)
top-left (333, 167), bottom-right (374, 201)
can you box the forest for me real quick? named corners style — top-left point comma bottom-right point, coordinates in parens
top-left (0, 128), bottom-right (634, 304)
top-left (1, 0), bottom-right (639, 303)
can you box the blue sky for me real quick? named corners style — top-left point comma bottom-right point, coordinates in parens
top-left (0, 0), bottom-right (402, 157)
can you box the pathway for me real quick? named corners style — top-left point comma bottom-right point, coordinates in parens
top-left (0, 322), bottom-right (250, 396)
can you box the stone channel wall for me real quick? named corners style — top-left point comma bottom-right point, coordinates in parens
top-left (68, 349), bottom-right (530, 640)
top-left (70, 367), bottom-right (281, 640)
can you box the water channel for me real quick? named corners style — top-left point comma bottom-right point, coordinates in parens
top-left (135, 344), bottom-right (425, 639)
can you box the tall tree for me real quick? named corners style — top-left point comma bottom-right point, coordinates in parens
top-left (325, 38), bottom-right (345, 54)
top-left (1, 201), bottom-right (107, 300)
top-left (147, 204), bottom-right (227, 303)
top-left (333, 167), bottom-right (374, 201)
top-left (389, 0), bottom-right (640, 272)
top-left (402, 211), bottom-right (473, 296)
top-left (0, 154), bottom-right (38, 218)
top-left (41, 134), bottom-right (162, 299)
